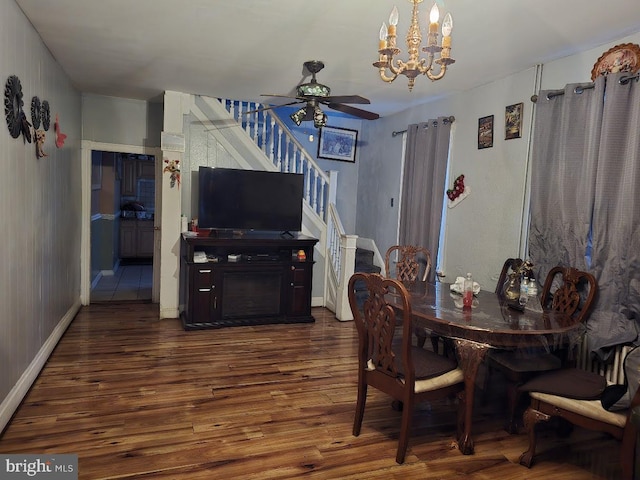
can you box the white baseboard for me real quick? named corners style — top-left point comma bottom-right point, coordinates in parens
top-left (91, 271), bottom-right (103, 289)
top-left (159, 307), bottom-right (179, 319)
top-left (0, 299), bottom-right (82, 434)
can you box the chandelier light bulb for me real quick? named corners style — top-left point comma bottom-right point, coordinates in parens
top-left (389, 6), bottom-right (399, 26)
top-left (442, 13), bottom-right (453, 36)
top-left (379, 22), bottom-right (387, 41)
top-left (429, 4), bottom-right (440, 24)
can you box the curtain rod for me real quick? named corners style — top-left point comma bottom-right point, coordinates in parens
top-left (529, 74), bottom-right (640, 103)
top-left (530, 83), bottom-right (595, 103)
top-left (392, 115), bottom-right (455, 137)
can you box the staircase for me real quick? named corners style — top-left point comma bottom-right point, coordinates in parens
top-left (193, 95), bottom-right (366, 320)
top-left (352, 248), bottom-right (382, 310)
top-left (355, 248), bottom-right (382, 275)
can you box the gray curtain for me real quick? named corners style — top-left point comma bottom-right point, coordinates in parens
top-left (589, 73), bottom-right (640, 354)
top-left (399, 117), bottom-right (452, 282)
top-left (529, 80), bottom-right (604, 278)
top-left (529, 72), bottom-right (640, 358)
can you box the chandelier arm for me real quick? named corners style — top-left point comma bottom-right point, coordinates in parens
top-left (424, 64), bottom-right (448, 81)
top-left (378, 66), bottom-right (399, 83)
top-left (416, 55), bottom-right (435, 75)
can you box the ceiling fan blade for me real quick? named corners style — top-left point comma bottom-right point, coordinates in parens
top-left (260, 93), bottom-right (301, 100)
top-left (327, 103), bottom-right (380, 120)
top-left (324, 95), bottom-right (370, 104)
top-left (244, 101), bottom-right (303, 115)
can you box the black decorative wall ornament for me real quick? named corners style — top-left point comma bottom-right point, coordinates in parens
top-left (4, 75), bottom-right (24, 138)
top-left (41, 100), bottom-right (50, 131)
top-left (31, 96), bottom-right (41, 129)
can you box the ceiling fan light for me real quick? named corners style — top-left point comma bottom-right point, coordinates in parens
top-left (313, 108), bottom-right (327, 128)
top-left (290, 107), bottom-right (306, 126)
top-left (297, 83), bottom-right (331, 98)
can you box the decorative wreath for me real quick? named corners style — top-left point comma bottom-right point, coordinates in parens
top-left (4, 75), bottom-right (24, 139)
top-left (41, 100), bottom-right (50, 131)
top-left (31, 96), bottom-right (41, 129)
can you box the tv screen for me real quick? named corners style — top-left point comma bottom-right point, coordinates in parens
top-left (198, 167), bottom-right (304, 233)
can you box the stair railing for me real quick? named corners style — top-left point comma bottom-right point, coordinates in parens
top-left (327, 203), bottom-right (357, 321)
top-left (221, 99), bottom-right (329, 222)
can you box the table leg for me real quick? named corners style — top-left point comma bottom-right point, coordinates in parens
top-left (453, 338), bottom-right (489, 455)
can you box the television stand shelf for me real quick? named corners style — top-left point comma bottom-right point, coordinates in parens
top-left (180, 231), bottom-right (318, 330)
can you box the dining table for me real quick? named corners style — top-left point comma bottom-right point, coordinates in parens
top-left (391, 281), bottom-right (585, 455)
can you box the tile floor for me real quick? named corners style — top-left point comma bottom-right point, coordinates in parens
top-left (91, 263), bottom-right (153, 302)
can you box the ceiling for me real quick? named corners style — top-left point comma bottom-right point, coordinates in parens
top-left (15, 0), bottom-right (640, 118)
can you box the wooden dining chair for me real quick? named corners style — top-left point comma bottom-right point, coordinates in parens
top-left (485, 266), bottom-right (598, 432)
top-left (519, 346), bottom-right (640, 479)
top-left (384, 245), bottom-right (432, 283)
top-left (384, 245), bottom-right (442, 352)
top-left (347, 272), bottom-right (465, 464)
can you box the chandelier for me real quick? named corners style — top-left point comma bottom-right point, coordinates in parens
top-left (374, 0), bottom-right (454, 91)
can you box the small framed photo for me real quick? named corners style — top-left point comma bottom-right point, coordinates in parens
top-left (478, 115), bottom-right (494, 149)
top-left (317, 126), bottom-right (358, 162)
top-left (505, 102), bottom-right (524, 140)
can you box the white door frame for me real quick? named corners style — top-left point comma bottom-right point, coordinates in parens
top-left (81, 141), bottom-right (162, 304)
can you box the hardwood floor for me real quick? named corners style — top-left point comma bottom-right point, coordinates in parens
top-left (0, 304), bottom-right (624, 479)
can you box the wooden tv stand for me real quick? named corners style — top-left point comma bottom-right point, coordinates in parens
top-left (180, 231), bottom-right (318, 330)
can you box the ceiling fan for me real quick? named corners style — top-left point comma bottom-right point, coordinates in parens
top-left (251, 60), bottom-right (380, 127)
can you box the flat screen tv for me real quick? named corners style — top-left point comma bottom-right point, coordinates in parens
top-left (198, 167), bottom-right (304, 233)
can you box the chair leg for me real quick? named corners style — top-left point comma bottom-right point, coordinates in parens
top-left (430, 335), bottom-right (440, 353)
top-left (396, 396), bottom-right (414, 464)
top-left (352, 382), bottom-right (367, 436)
top-left (620, 420), bottom-right (637, 480)
top-left (505, 382), bottom-right (523, 434)
top-left (415, 327), bottom-right (427, 348)
top-left (519, 407), bottom-right (550, 468)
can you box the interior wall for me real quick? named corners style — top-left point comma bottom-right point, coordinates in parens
top-left (357, 30), bottom-right (640, 292)
top-left (82, 94), bottom-right (163, 147)
top-left (277, 106), bottom-right (364, 235)
top-left (0, 1), bottom-right (82, 432)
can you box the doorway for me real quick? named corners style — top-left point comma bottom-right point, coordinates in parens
top-left (88, 149), bottom-right (159, 302)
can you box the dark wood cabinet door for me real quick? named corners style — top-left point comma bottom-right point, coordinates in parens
top-left (287, 264), bottom-right (312, 317)
top-left (190, 266), bottom-right (216, 323)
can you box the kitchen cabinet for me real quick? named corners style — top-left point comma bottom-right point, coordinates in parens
top-left (121, 159), bottom-right (155, 196)
top-left (121, 159), bottom-right (137, 196)
top-left (120, 221), bottom-right (137, 257)
top-left (137, 222), bottom-right (155, 257)
top-left (137, 161), bottom-right (155, 179)
top-left (120, 220), bottom-right (154, 258)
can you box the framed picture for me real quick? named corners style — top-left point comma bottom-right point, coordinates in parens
top-left (478, 115), bottom-right (494, 149)
top-left (505, 103), bottom-right (524, 140)
top-left (317, 126), bottom-right (358, 162)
